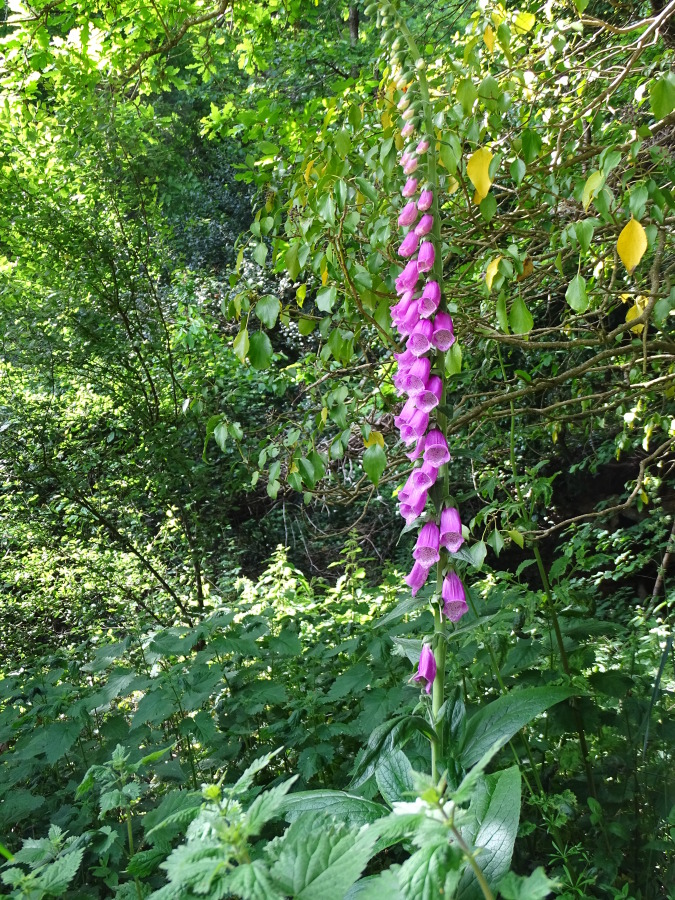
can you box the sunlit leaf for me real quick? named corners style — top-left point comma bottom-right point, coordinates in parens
top-left (617, 217), bottom-right (647, 273)
top-left (486, 256), bottom-right (501, 293)
top-left (483, 25), bottom-right (495, 52)
top-left (467, 147), bottom-right (493, 203)
top-left (233, 328), bottom-right (249, 363)
top-left (581, 170), bottom-right (605, 211)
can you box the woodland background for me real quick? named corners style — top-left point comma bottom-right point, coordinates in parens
top-left (0, 0), bottom-right (674, 897)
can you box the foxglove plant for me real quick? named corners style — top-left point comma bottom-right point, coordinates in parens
top-left (377, 0), bottom-right (470, 786)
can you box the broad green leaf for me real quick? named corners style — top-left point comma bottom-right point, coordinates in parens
top-left (249, 332), bottom-right (273, 370)
top-left (496, 295), bottom-right (509, 332)
top-left (334, 129), bottom-right (351, 158)
top-left (457, 767), bottom-right (521, 899)
top-left (255, 295), bottom-right (280, 328)
top-left (498, 867), bottom-right (560, 899)
top-left (446, 341), bottom-right (462, 375)
top-left (521, 129), bottom-right (541, 165)
top-left (514, 11), bottom-right (535, 33)
top-left (233, 328), bottom-right (249, 363)
top-left (363, 443), bottom-right (386, 484)
top-left (345, 870), bottom-right (403, 900)
top-left (398, 843), bottom-right (462, 900)
top-left (508, 297), bottom-right (533, 335)
top-left (510, 158), bottom-right (526, 185)
top-left (317, 193), bottom-right (336, 226)
top-left (650, 73), bottom-right (675, 121)
top-left (270, 813), bottom-right (378, 900)
top-left (456, 79), bottom-right (478, 114)
top-left (285, 244), bottom-right (300, 280)
top-left (565, 274), bottom-right (588, 313)
top-left (247, 777), bottom-right (298, 837)
top-left (316, 285), bottom-right (337, 312)
top-left (327, 662), bottom-right (371, 700)
top-left (459, 686), bottom-right (574, 768)
top-left (376, 749), bottom-right (415, 806)
top-left (225, 861), bottom-right (285, 900)
top-left (281, 792), bottom-right (387, 828)
top-left (617, 217), bottom-right (647, 273)
top-left (355, 177), bottom-right (378, 203)
top-left (575, 219), bottom-right (594, 253)
top-left (253, 242), bottom-right (268, 266)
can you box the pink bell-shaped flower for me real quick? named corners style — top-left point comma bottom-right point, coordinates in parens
top-left (403, 156), bottom-right (419, 175)
top-left (399, 231), bottom-right (420, 258)
top-left (418, 281), bottom-right (441, 318)
top-left (402, 177), bottom-right (418, 198)
top-left (407, 319), bottom-right (434, 357)
top-left (414, 214), bottom-right (433, 237)
top-left (424, 429), bottom-right (450, 466)
top-left (396, 259), bottom-right (420, 294)
top-left (442, 571), bottom-right (468, 622)
top-left (418, 189), bottom-right (433, 211)
top-left (416, 374), bottom-right (442, 412)
top-left (440, 507), bottom-right (464, 553)
top-left (398, 201), bottom-right (418, 228)
top-left (405, 560), bottom-right (430, 597)
top-left (432, 312), bottom-right (455, 351)
top-left (413, 522), bottom-right (441, 569)
top-left (414, 644), bottom-right (436, 694)
top-left (417, 241), bottom-right (435, 272)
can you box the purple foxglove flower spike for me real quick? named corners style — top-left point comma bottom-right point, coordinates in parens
top-left (396, 259), bottom-right (420, 293)
top-left (414, 214), bottom-right (433, 237)
top-left (400, 152), bottom-right (411, 170)
top-left (440, 507), bottom-right (464, 553)
top-left (397, 302), bottom-right (421, 336)
top-left (442, 571), bottom-right (468, 622)
top-left (405, 560), bottom-right (430, 597)
top-left (416, 139), bottom-right (430, 154)
top-left (411, 460), bottom-right (438, 491)
top-left (417, 241), bottom-right (435, 273)
top-left (414, 644), bottom-right (436, 694)
top-left (400, 488), bottom-right (428, 524)
top-left (432, 312), bottom-right (455, 351)
top-left (406, 434), bottom-right (426, 460)
top-left (407, 319), bottom-right (434, 357)
top-left (418, 189), bottom-right (433, 211)
top-left (398, 201), bottom-right (418, 228)
top-left (399, 356), bottom-right (432, 396)
top-left (399, 231), bottom-right (420, 258)
top-left (418, 281), bottom-right (441, 318)
top-left (400, 409), bottom-right (429, 444)
top-left (414, 522), bottom-right (441, 569)
top-left (424, 429), bottom-right (451, 466)
top-left (402, 177), bottom-right (418, 198)
top-left (403, 157), bottom-right (419, 175)
top-left (401, 121), bottom-right (415, 139)
top-left (394, 396), bottom-right (417, 428)
top-left (416, 374), bottom-right (442, 412)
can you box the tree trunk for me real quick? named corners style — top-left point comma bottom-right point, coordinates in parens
top-left (348, 5), bottom-right (359, 46)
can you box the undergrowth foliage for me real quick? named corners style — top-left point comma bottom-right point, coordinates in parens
top-left (1, 0), bottom-right (674, 898)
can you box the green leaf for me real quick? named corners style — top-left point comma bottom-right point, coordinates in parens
top-left (335, 129), bottom-right (351, 158)
top-left (363, 443), bottom-right (386, 485)
top-left (650, 73), bottom-right (675, 121)
top-left (355, 177), bottom-right (378, 203)
top-left (247, 778), bottom-right (298, 837)
top-left (36, 848), bottom-right (84, 896)
top-left (281, 791), bottom-right (387, 828)
top-left (581, 170), bottom-right (604, 211)
top-left (269, 813), bottom-right (379, 900)
top-left (521, 129), bottom-right (541, 164)
top-left (498, 867), bottom-right (560, 900)
top-left (496, 295), bottom-right (509, 333)
top-left (327, 662), bottom-right (371, 700)
top-left (480, 194), bottom-right (497, 222)
top-left (446, 341), bottom-right (462, 375)
top-left (317, 193), bottom-right (336, 226)
top-left (253, 242), bottom-right (268, 266)
top-left (459, 686), bottom-right (574, 768)
top-left (131, 687), bottom-right (178, 729)
top-left (249, 332), bottom-right (273, 369)
top-left (345, 870), bottom-right (403, 900)
top-left (575, 219), bottom-right (594, 254)
top-left (285, 244), bottom-right (300, 280)
top-left (398, 843), bottom-right (462, 900)
top-left (255, 295), bottom-right (281, 328)
top-left (565, 274), bottom-right (588, 313)
top-left (376, 749), bottom-right (415, 806)
top-left (514, 11), bottom-right (536, 33)
top-left (457, 767), bottom-right (521, 899)
top-left (233, 328), bottom-right (249, 363)
top-left (508, 297), bottom-right (533, 335)
top-left (510, 158), bottom-right (525, 185)
top-left (316, 285), bottom-right (337, 312)
top-left (456, 79), bottom-right (478, 114)
top-left (225, 861), bottom-right (285, 900)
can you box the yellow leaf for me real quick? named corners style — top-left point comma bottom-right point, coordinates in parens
top-left (625, 295), bottom-right (647, 333)
top-left (320, 407), bottom-right (328, 425)
top-left (289, 462), bottom-right (298, 474)
top-left (467, 147), bottom-right (493, 202)
top-left (364, 431), bottom-right (385, 449)
top-left (321, 267), bottom-right (329, 286)
top-left (517, 256), bottom-right (534, 281)
top-left (381, 110), bottom-right (393, 131)
top-left (483, 25), bottom-right (495, 53)
top-left (394, 132), bottom-right (404, 151)
top-left (617, 217), bottom-right (648, 274)
top-left (447, 177), bottom-right (459, 195)
top-left (355, 190), bottom-right (364, 211)
top-left (640, 490), bottom-right (649, 505)
top-left (486, 256), bottom-right (501, 292)
top-left (304, 159), bottom-right (314, 185)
